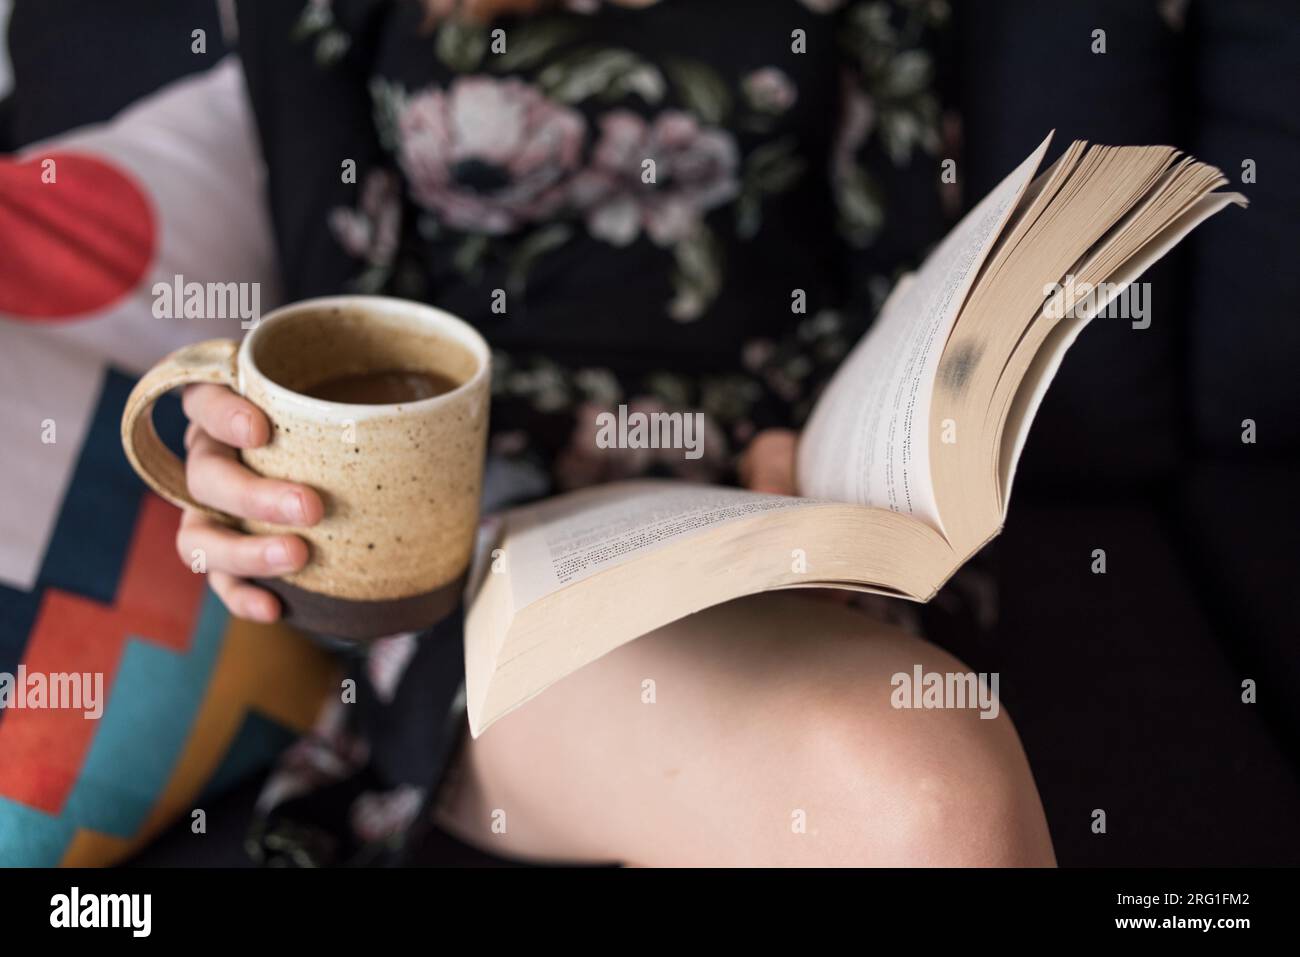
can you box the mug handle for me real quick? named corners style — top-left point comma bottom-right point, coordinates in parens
top-left (120, 338), bottom-right (241, 521)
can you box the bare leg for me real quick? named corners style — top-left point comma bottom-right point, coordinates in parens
top-left (437, 592), bottom-right (1055, 867)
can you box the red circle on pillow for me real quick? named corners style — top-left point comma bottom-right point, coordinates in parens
top-left (0, 151), bottom-right (157, 320)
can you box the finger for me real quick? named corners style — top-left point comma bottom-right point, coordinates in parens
top-left (186, 430), bottom-right (324, 525)
top-left (176, 508), bottom-right (310, 579)
top-left (182, 384), bottom-right (271, 449)
top-left (209, 570), bottom-right (282, 623)
top-left (740, 428), bottom-right (798, 495)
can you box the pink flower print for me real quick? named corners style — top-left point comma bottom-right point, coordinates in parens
top-left (742, 67), bottom-right (797, 114)
top-left (797, 0), bottom-right (846, 12)
top-left (571, 110), bottom-right (739, 248)
top-left (565, 0), bottom-right (662, 11)
top-left (833, 69), bottom-right (876, 183)
top-left (396, 76), bottom-right (586, 234)
top-left (329, 168), bottom-right (401, 266)
top-left (351, 785), bottom-right (426, 844)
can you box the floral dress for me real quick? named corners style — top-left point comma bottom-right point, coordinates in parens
top-left (241, 0), bottom-right (950, 493)
top-left (233, 0), bottom-right (951, 865)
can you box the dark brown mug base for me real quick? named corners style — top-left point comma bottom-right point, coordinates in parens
top-left (252, 572), bottom-right (467, 641)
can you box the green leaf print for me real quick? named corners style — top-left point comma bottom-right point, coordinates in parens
top-left (539, 48), bottom-right (664, 105)
top-left (664, 58), bottom-right (732, 125)
top-left (668, 224), bottom-right (723, 322)
top-left (491, 17), bottom-right (583, 73)
top-left (507, 224), bottom-right (573, 294)
top-left (436, 19), bottom-right (489, 72)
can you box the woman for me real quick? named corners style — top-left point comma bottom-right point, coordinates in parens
top-left (179, 0), bottom-right (1054, 865)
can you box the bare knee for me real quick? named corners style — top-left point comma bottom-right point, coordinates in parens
top-left (437, 597), bottom-right (1056, 867)
top-left (775, 640), bottom-right (1056, 867)
top-left (863, 709), bottom-right (1054, 866)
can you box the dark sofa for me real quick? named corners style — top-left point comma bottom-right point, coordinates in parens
top-left (5, 0), bottom-right (1297, 867)
top-left (947, 0), bottom-right (1300, 864)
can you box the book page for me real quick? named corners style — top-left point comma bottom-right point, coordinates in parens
top-left (504, 480), bottom-right (817, 610)
top-left (998, 190), bottom-right (1245, 516)
top-left (797, 134), bottom-right (1053, 533)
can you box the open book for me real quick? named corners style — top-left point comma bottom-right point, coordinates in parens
top-left (465, 132), bottom-right (1245, 736)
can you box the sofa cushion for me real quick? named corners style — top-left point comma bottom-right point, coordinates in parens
top-left (5, 0), bottom-right (230, 146)
top-left (0, 362), bottom-right (338, 866)
top-left (1176, 462), bottom-right (1300, 747)
top-left (955, 0), bottom-right (1188, 492)
top-left (988, 501), bottom-right (1300, 865)
top-left (1186, 0), bottom-right (1300, 458)
top-left (0, 7), bottom-right (323, 865)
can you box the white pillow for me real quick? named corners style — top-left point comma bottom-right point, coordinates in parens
top-left (0, 56), bottom-right (278, 589)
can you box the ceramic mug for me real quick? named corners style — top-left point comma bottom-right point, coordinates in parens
top-left (121, 295), bottom-right (490, 639)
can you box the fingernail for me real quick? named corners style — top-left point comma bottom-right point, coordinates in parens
top-left (231, 410), bottom-right (253, 446)
top-left (279, 490), bottom-right (306, 524)
top-left (265, 540), bottom-right (296, 570)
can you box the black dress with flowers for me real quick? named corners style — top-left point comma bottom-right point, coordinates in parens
top-left (241, 0), bottom-right (948, 489)
top-left (234, 0), bottom-right (950, 864)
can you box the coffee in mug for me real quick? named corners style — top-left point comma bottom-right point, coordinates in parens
top-left (120, 295), bottom-right (491, 640)
top-left (303, 369), bottom-right (459, 405)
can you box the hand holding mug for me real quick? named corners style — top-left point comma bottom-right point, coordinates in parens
top-left (176, 383), bottom-right (324, 622)
top-left (121, 296), bottom-right (491, 640)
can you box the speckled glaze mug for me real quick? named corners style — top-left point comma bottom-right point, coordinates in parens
top-left (121, 296), bottom-right (491, 640)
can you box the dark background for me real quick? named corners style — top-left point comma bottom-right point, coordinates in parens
top-left (946, 0), bottom-right (1300, 865)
